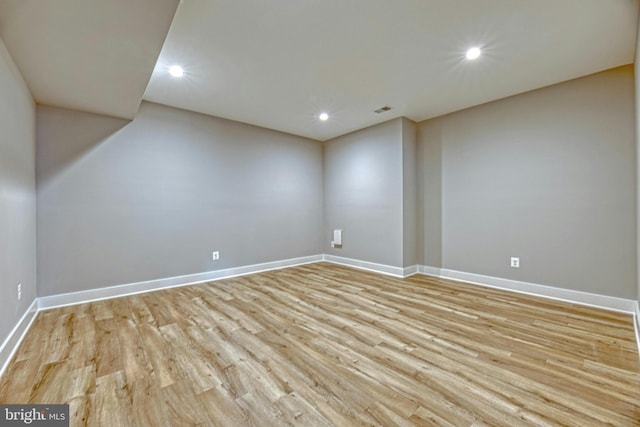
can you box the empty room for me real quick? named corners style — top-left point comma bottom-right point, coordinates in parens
top-left (1, 0), bottom-right (639, 425)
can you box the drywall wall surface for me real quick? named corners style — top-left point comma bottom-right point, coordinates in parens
top-left (402, 118), bottom-right (418, 267)
top-left (417, 117), bottom-right (443, 268)
top-left (420, 65), bottom-right (636, 298)
top-left (0, 37), bottom-right (36, 342)
top-left (636, 20), bottom-right (640, 304)
top-left (37, 102), bottom-right (323, 296)
top-left (324, 118), bottom-right (404, 267)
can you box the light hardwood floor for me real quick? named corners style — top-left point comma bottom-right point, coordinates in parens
top-left (1, 263), bottom-right (639, 426)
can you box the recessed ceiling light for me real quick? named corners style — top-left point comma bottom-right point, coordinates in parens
top-left (466, 47), bottom-right (482, 60)
top-left (319, 112), bottom-right (329, 121)
top-left (168, 65), bottom-right (184, 78)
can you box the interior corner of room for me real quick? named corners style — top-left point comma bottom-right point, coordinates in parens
top-left (1, 1), bottom-right (640, 413)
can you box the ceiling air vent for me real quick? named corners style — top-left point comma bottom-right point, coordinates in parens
top-left (374, 106), bottom-right (392, 114)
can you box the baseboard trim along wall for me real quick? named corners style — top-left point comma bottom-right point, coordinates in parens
top-left (634, 302), bottom-right (640, 357)
top-left (403, 265), bottom-right (419, 277)
top-left (337, 261), bottom-right (636, 314)
top-left (2, 257), bottom-right (637, 378)
top-left (34, 257), bottom-right (638, 314)
top-left (418, 265), bottom-right (443, 277)
top-left (38, 255), bottom-right (323, 310)
top-left (322, 255), bottom-right (409, 277)
top-left (0, 299), bottom-right (38, 378)
top-left (420, 265), bottom-right (636, 314)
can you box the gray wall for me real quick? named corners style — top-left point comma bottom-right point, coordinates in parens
top-left (324, 118), bottom-right (404, 267)
top-left (417, 118), bottom-right (443, 268)
top-left (402, 118), bottom-right (418, 267)
top-left (419, 65), bottom-right (636, 299)
top-left (8, 45), bottom-right (637, 310)
top-left (37, 102), bottom-right (323, 296)
top-left (0, 38), bottom-right (36, 342)
top-left (636, 20), bottom-right (640, 305)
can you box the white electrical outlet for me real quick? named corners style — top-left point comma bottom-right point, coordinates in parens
top-left (17, 283), bottom-right (22, 300)
top-left (510, 257), bottom-right (520, 268)
top-left (212, 251), bottom-right (220, 261)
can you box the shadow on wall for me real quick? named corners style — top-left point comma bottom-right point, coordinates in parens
top-left (36, 105), bottom-right (130, 191)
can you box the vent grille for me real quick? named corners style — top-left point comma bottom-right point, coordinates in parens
top-left (374, 106), bottom-right (392, 114)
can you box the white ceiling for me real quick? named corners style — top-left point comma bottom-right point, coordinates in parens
top-left (0, 0), bottom-right (179, 119)
top-left (1, 1), bottom-right (638, 140)
top-left (144, 0), bottom-right (639, 141)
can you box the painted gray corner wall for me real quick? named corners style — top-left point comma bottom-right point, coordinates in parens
top-left (402, 118), bottom-right (418, 267)
top-left (323, 118), bottom-right (404, 267)
top-left (417, 118), bottom-right (443, 268)
top-left (636, 18), bottom-right (640, 304)
top-left (419, 65), bottom-right (636, 299)
top-left (37, 102), bottom-right (323, 296)
top-left (0, 38), bottom-right (36, 342)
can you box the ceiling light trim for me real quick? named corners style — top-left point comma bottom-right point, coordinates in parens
top-left (168, 65), bottom-right (184, 78)
top-left (465, 47), bottom-right (482, 60)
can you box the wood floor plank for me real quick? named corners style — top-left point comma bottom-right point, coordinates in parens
top-left (90, 371), bottom-right (130, 427)
top-left (126, 375), bottom-right (170, 427)
top-left (0, 262), bottom-right (638, 426)
top-left (197, 386), bottom-right (250, 426)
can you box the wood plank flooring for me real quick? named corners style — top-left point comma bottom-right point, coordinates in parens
top-left (1, 262), bottom-right (639, 426)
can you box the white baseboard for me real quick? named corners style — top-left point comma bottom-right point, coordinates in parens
top-left (418, 265), bottom-right (442, 277)
top-left (38, 255), bottom-right (323, 310)
top-left (0, 299), bottom-right (38, 378)
top-left (634, 302), bottom-right (640, 357)
top-left (403, 265), bottom-right (419, 277)
top-left (322, 255), bottom-right (409, 277)
top-left (2, 257), bottom-right (638, 380)
top-left (419, 265), bottom-right (635, 314)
